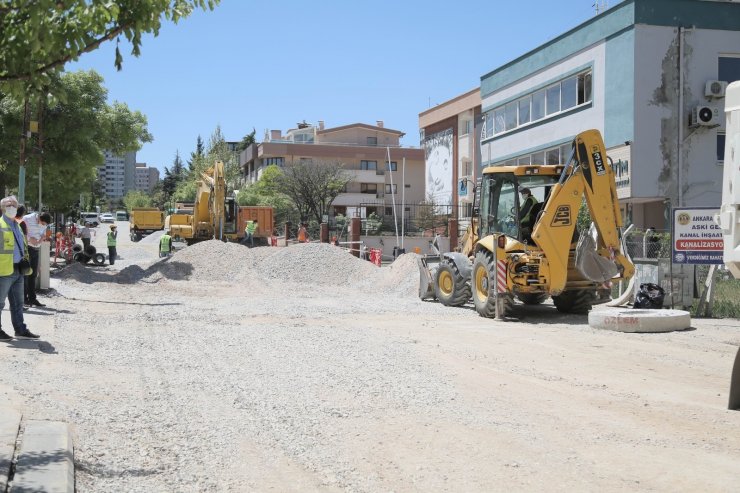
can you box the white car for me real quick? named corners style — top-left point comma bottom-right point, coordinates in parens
top-left (80, 212), bottom-right (100, 226)
top-left (100, 213), bottom-right (115, 223)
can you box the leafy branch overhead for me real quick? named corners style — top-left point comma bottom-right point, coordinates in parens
top-left (0, 0), bottom-right (220, 97)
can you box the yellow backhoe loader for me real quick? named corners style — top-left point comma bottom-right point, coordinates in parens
top-left (418, 129), bottom-right (634, 318)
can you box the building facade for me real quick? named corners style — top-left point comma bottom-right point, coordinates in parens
top-left (478, 0), bottom-right (740, 230)
top-left (134, 162), bottom-right (160, 192)
top-left (418, 88), bottom-right (482, 225)
top-left (98, 150), bottom-right (136, 199)
top-left (240, 121), bottom-right (424, 221)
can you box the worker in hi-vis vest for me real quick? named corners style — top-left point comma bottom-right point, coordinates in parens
top-left (107, 224), bottom-right (117, 265)
top-left (241, 220), bottom-right (258, 247)
top-left (159, 230), bottom-right (172, 258)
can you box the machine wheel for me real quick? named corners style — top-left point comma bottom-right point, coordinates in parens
top-left (553, 289), bottom-right (594, 314)
top-left (517, 293), bottom-right (549, 305)
top-left (84, 244), bottom-right (97, 256)
top-left (434, 262), bottom-right (471, 307)
top-left (93, 253), bottom-right (106, 265)
top-left (73, 252), bottom-right (91, 264)
top-left (471, 250), bottom-right (513, 318)
top-left (72, 244), bottom-right (83, 253)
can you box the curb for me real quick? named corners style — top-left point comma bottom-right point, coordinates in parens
top-left (11, 421), bottom-right (74, 493)
top-left (0, 407), bottom-right (21, 492)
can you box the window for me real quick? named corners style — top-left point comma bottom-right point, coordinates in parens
top-left (486, 112), bottom-right (494, 138)
top-left (546, 84), bottom-right (561, 114)
top-left (531, 89), bottom-right (546, 121)
top-left (299, 157), bottom-right (312, 164)
top-left (560, 144), bottom-right (571, 163)
top-left (360, 183), bottom-right (377, 193)
top-left (518, 96), bottom-right (531, 125)
top-left (264, 157), bottom-right (284, 166)
top-left (561, 77), bottom-right (577, 110)
top-left (386, 161), bottom-right (397, 171)
top-left (719, 56), bottom-right (740, 83)
top-left (718, 133), bottom-right (726, 162)
top-left (419, 129), bottom-right (425, 145)
top-left (546, 149), bottom-right (560, 165)
top-left (578, 72), bottom-right (592, 104)
top-left (367, 136), bottom-right (378, 146)
top-left (385, 184), bottom-right (397, 194)
top-left (532, 151), bottom-right (545, 165)
top-left (517, 156), bottom-right (531, 165)
top-left (460, 119), bottom-right (472, 135)
top-left (505, 101), bottom-right (518, 131)
top-left (405, 184), bottom-right (411, 188)
top-left (361, 160), bottom-right (377, 170)
top-left (494, 107), bottom-right (505, 134)
top-left (385, 207), bottom-right (393, 215)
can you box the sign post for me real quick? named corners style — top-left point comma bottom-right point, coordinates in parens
top-left (672, 207), bottom-right (722, 315)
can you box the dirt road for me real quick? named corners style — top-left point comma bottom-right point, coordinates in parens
top-left (1, 223), bottom-right (739, 492)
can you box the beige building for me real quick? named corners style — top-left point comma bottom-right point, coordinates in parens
top-left (240, 121), bottom-right (424, 220)
top-left (134, 162), bottom-right (160, 193)
top-left (418, 88), bottom-right (482, 224)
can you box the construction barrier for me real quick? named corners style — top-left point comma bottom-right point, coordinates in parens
top-left (270, 236), bottom-right (277, 246)
top-left (369, 248), bottom-right (382, 267)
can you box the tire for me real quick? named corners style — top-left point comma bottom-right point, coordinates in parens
top-left (84, 244), bottom-right (96, 256)
top-left (471, 250), bottom-right (512, 318)
top-left (434, 261), bottom-right (471, 307)
top-left (553, 289), bottom-right (594, 314)
top-left (517, 293), bottom-right (549, 305)
top-left (93, 253), bottom-right (106, 265)
top-left (73, 252), bottom-right (91, 264)
top-left (72, 244), bottom-right (83, 253)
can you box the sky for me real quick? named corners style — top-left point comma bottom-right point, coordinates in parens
top-left (68, 0), bottom-right (617, 174)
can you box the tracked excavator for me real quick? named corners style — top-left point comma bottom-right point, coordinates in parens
top-left (418, 128), bottom-right (634, 318)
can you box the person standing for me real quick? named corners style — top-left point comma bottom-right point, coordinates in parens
top-left (21, 210), bottom-right (51, 307)
top-left (0, 195), bottom-right (40, 341)
top-left (297, 223), bottom-right (309, 243)
top-left (159, 230), bottom-right (173, 258)
top-left (79, 221), bottom-right (92, 250)
top-left (107, 224), bottom-right (118, 265)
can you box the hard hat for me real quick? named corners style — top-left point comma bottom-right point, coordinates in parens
top-left (110, 224), bottom-right (116, 229)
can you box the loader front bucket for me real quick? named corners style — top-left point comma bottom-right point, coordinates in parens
top-left (417, 255), bottom-right (441, 300)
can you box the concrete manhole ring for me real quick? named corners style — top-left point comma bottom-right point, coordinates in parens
top-left (588, 308), bottom-right (692, 333)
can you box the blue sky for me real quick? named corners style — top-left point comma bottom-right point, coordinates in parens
top-left (69, 0), bottom-right (617, 174)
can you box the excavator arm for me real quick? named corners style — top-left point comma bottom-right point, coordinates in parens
top-left (531, 129), bottom-right (634, 294)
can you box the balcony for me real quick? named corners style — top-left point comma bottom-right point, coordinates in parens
top-left (332, 192), bottom-right (384, 207)
top-left (349, 169), bottom-right (386, 184)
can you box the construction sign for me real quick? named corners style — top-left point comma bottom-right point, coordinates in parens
top-left (672, 207), bottom-right (722, 264)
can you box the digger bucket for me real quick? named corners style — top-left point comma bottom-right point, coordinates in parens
top-left (417, 255), bottom-right (441, 300)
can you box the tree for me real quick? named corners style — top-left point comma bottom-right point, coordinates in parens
top-left (0, 1), bottom-right (220, 98)
top-left (123, 190), bottom-right (152, 210)
top-left (162, 151), bottom-right (186, 198)
top-left (187, 135), bottom-right (204, 174)
top-left (236, 165), bottom-right (295, 230)
top-left (236, 129), bottom-right (256, 152)
top-left (0, 70), bottom-right (152, 211)
top-left (277, 160), bottom-right (351, 225)
top-left (417, 193), bottom-right (440, 234)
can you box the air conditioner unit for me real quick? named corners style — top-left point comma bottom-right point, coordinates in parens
top-left (705, 80), bottom-right (728, 98)
top-left (690, 105), bottom-right (719, 127)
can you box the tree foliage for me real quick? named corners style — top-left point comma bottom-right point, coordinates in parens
top-left (162, 151), bottom-right (186, 198)
top-left (236, 128), bottom-right (256, 152)
top-left (277, 160), bottom-right (351, 224)
top-left (0, 70), bottom-right (152, 211)
top-left (0, 0), bottom-right (220, 98)
top-left (236, 165), bottom-right (295, 230)
top-left (123, 190), bottom-right (152, 210)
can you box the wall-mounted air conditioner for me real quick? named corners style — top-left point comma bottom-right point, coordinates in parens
top-left (705, 80), bottom-right (728, 99)
top-left (689, 106), bottom-right (719, 127)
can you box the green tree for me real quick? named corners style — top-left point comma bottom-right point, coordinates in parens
top-left (417, 193), bottom-right (440, 234)
top-left (162, 151), bottom-right (186, 198)
top-left (187, 135), bottom-right (205, 174)
top-left (0, 0), bottom-right (220, 98)
top-left (236, 165), bottom-right (295, 230)
top-left (236, 128), bottom-right (256, 152)
top-left (123, 190), bottom-right (152, 210)
top-left (277, 160), bottom-right (351, 224)
top-left (0, 70), bottom-right (152, 211)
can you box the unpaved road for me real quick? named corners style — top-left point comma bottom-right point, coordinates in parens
top-left (1, 221), bottom-right (739, 492)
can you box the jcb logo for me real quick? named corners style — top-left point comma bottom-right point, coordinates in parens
top-left (591, 145), bottom-right (606, 176)
top-left (550, 205), bottom-right (571, 226)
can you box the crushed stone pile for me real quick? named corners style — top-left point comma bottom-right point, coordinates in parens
top-left (54, 240), bottom-right (425, 299)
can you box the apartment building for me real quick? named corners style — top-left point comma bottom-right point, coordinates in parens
top-left (134, 162), bottom-right (160, 192)
top-left (418, 88), bottom-right (482, 224)
top-left (240, 121), bottom-right (424, 220)
top-left (98, 151), bottom-right (136, 199)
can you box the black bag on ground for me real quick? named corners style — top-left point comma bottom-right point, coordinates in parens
top-left (634, 283), bottom-right (665, 309)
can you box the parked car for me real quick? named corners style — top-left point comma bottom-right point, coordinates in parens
top-left (80, 212), bottom-right (100, 226)
top-left (100, 213), bottom-right (115, 223)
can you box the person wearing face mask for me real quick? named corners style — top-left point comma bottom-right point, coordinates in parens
top-left (22, 209), bottom-right (52, 307)
top-left (0, 195), bottom-right (40, 341)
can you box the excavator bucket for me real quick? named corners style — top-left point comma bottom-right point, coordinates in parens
top-left (417, 255), bottom-right (441, 300)
top-left (575, 225), bottom-right (619, 282)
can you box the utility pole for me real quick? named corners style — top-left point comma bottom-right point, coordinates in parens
top-left (593, 1), bottom-right (608, 15)
top-left (18, 99), bottom-right (30, 203)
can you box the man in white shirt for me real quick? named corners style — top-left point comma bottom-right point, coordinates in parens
top-left (22, 211), bottom-right (51, 307)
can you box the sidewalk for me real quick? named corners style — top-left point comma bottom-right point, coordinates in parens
top-left (1, 304), bottom-right (74, 492)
